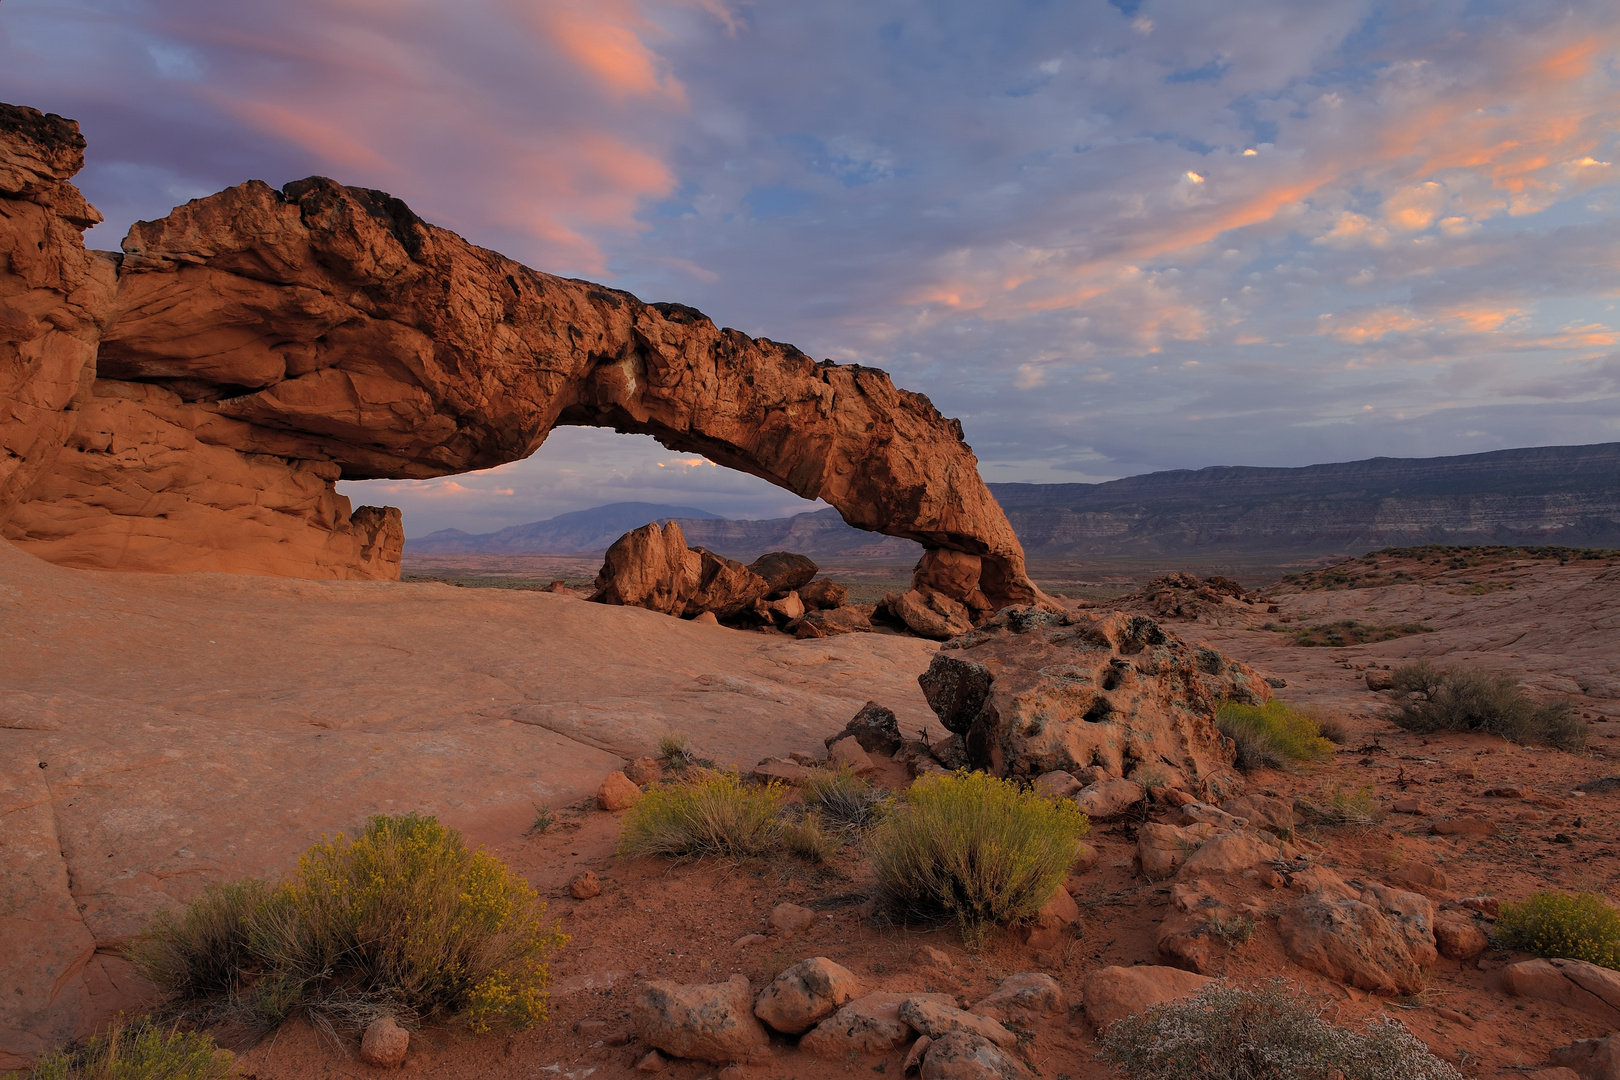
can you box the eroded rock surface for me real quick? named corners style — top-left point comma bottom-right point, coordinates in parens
top-left (918, 609), bottom-right (1264, 793)
top-left (0, 106), bottom-right (1040, 601)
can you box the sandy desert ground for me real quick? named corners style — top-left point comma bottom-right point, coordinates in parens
top-left (4, 542), bottom-right (1619, 1078)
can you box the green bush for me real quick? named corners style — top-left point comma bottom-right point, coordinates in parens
top-left (1495, 891), bottom-right (1620, 969)
top-left (1098, 980), bottom-right (1464, 1080)
top-left (1301, 783), bottom-right (1381, 828)
top-left (1216, 700), bottom-right (1334, 770)
top-left (617, 770), bottom-right (790, 859)
top-left (18, 1017), bottom-right (237, 1080)
top-left (1384, 661), bottom-right (1586, 750)
top-left (128, 814), bottom-right (566, 1032)
top-left (867, 771), bottom-right (1088, 945)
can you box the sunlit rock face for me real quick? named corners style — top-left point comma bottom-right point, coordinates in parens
top-left (0, 104), bottom-right (1037, 602)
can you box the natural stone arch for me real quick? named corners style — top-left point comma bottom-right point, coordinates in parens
top-left (0, 112), bottom-right (1040, 608)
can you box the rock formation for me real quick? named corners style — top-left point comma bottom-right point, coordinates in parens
top-left (0, 102), bottom-right (1040, 605)
top-left (916, 608), bottom-right (1266, 796)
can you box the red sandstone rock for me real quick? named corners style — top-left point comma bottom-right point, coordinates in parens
top-left (360, 1016), bottom-right (409, 1068)
top-left (747, 551), bottom-right (817, 598)
top-left (598, 771), bottom-right (641, 811)
top-left (799, 578), bottom-right (847, 610)
top-left (0, 124), bottom-right (1041, 600)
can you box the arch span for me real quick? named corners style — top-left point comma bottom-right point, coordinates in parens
top-left (1, 153), bottom-right (1040, 607)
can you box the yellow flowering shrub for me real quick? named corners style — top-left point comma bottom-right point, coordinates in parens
top-left (130, 813), bottom-right (566, 1031)
top-left (1495, 891), bottom-right (1620, 969)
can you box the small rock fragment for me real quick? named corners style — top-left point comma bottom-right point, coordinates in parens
top-left (360, 1016), bottom-right (409, 1068)
top-left (828, 736), bottom-right (876, 774)
top-left (635, 1049), bottom-right (667, 1072)
top-left (570, 870), bottom-right (602, 899)
top-left (768, 902), bottom-right (818, 934)
top-left (1434, 914), bottom-right (1488, 960)
top-left (598, 771), bottom-right (642, 811)
top-left (1431, 817), bottom-right (1497, 837)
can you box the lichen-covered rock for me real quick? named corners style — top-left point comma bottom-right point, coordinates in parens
top-left (969, 973), bottom-right (1064, 1026)
top-left (918, 610), bottom-right (1262, 794)
top-left (825, 701), bottom-right (904, 756)
top-left (897, 997), bottom-right (1016, 1047)
top-left (799, 992), bottom-right (954, 1057)
top-left (919, 1029), bottom-right (1031, 1080)
top-left (632, 975), bottom-right (768, 1065)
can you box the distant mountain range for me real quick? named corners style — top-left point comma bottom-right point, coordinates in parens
top-left (405, 442), bottom-right (1620, 563)
top-left (988, 441), bottom-right (1620, 558)
top-left (407, 502), bottom-right (922, 560)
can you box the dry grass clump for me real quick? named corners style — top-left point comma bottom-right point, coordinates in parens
top-left (1300, 783), bottom-right (1381, 828)
top-left (618, 770), bottom-right (789, 859)
top-left (1384, 661), bottom-right (1587, 750)
top-left (867, 771), bottom-right (1088, 946)
top-left (803, 765), bottom-right (887, 831)
top-left (15, 1018), bottom-right (237, 1080)
top-left (128, 814), bottom-right (565, 1033)
top-left (1098, 980), bottom-right (1464, 1080)
top-left (1495, 891), bottom-right (1620, 969)
top-left (1216, 700), bottom-right (1335, 770)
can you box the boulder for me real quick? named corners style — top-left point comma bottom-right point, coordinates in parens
top-left (1075, 778), bottom-right (1146, 820)
top-left (1360, 883), bottom-right (1437, 967)
top-left (885, 588), bottom-right (973, 640)
top-left (929, 733), bottom-right (970, 771)
top-left (793, 606), bottom-right (873, 637)
top-left (915, 610), bottom-right (1257, 794)
top-left (828, 736), bottom-right (876, 774)
top-left (1082, 965), bottom-right (1211, 1031)
top-left (897, 997), bottom-right (1016, 1047)
top-left (1551, 1032), bottom-right (1620, 1080)
top-left (590, 522), bottom-right (702, 614)
top-left (752, 758), bottom-right (814, 785)
top-left (1277, 888), bottom-right (1428, 995)
top-left (799, 578), bottom-right (848, 610)
top-left (360, 1016), bottom-right (409, 1068)
top-left (1366, 669), bottom-right (1395, 691)
top-left (825, 701), bottom-right (905, 756)
top-left (1506, 959), bottom-right (1620, 1020)
top-left (1178, 832), bottom-right (1280, 879)
top-left (1137, 822), bottom-right (1220, 880)
top-left (914, 549), bottom-right (994, 616)
top-left (753, 957), bottom-right (859, 1035)
top-left (969, 973), bottom-right (1064, 1026)
top-left (1433, 913), bottom-right (1488, 960)
top-left (1552, 958), bottom-right (1620, 1012)
top-left (1033, 770), bottom-right (1083, 800)
top-left (598, 771), bottom-right (642, 811)
top-left (762, 590), bottom-right (806, 625)
top-left (799, 992), bottom-right (955, 1057)
top-left (686, 548), bottom-right (771, 619)
top-left (919, 1029), bottom-right (1030, 1080)
top-left (632, 975), bottom-right (769, 1065)
top-left (747, 552), bottom-right (818, 598)
top-left (1221, 794), bottom-right (1296, 836)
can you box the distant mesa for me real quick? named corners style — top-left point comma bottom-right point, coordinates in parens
top-left (0, 101), bottom-right (1040, 610)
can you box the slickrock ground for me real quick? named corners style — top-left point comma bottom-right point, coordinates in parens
top-left (5, 543), bottom-right (1620, 1077)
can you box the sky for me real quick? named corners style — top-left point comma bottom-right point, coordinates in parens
top-left (4, 0), bottom-right (1619, 537)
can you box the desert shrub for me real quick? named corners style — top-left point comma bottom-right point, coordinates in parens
top-left (803, 765), bottom-right (887, 831)
top-left (1301, 783), bottom-right (1381, 828)
top-left (128, 814), bottom-right (565, 1032)
top-left (127, 880), bottom-right (268, 997)
top-left (1098, 980), bottom-right (1464, 1080)
top-left (1216, 700), bottom-right (1334, 770)
top-left (1313, 713), bottom-right (1350, 745)
top-left (1384, 661), bottom-right (1587, 750)
top-left (1495, 891), bottom-right (1620, 969)
top-left (867, 771), bottom-right (1088, 945)
top-left (781, 812), bottom-right (838, 863)
top-left (19, 1017), bottom-right (237, 1080)
top-left (1286, 620), bottom-right (1434, 647)
top-left (616, 771), bottom-right (788, 859)
top-left (657, 732), bottom-right (688, 764)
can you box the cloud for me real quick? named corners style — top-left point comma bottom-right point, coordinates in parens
top-left (3, 0), bottom-right (1618, 533)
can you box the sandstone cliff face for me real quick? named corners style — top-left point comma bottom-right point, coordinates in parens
top-left (0, 105), bottom-right (115, 523)
top-left (0, 105), bottom-right (1037, 603)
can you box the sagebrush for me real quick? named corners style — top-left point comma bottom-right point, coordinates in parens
top-left (866, 771), bottom-right (1088, 946)
top-left (1383, 661), bottom-right (1586, 750)
top-left (803, 765), bottom-right (887, 831)
top-left (1098, 980), bottom-right (1464, 1080)
top-left (1301, 782), bottom-right (1381, 828)
top-left (128, 814), bottom-right (566, 1032)
top-left (1216, 699), bottom-right (1334, 770)
top-left (1495, 891), bottom-right (1620, 969)
top-left (15, 1017), bottom-right (236, 1080)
